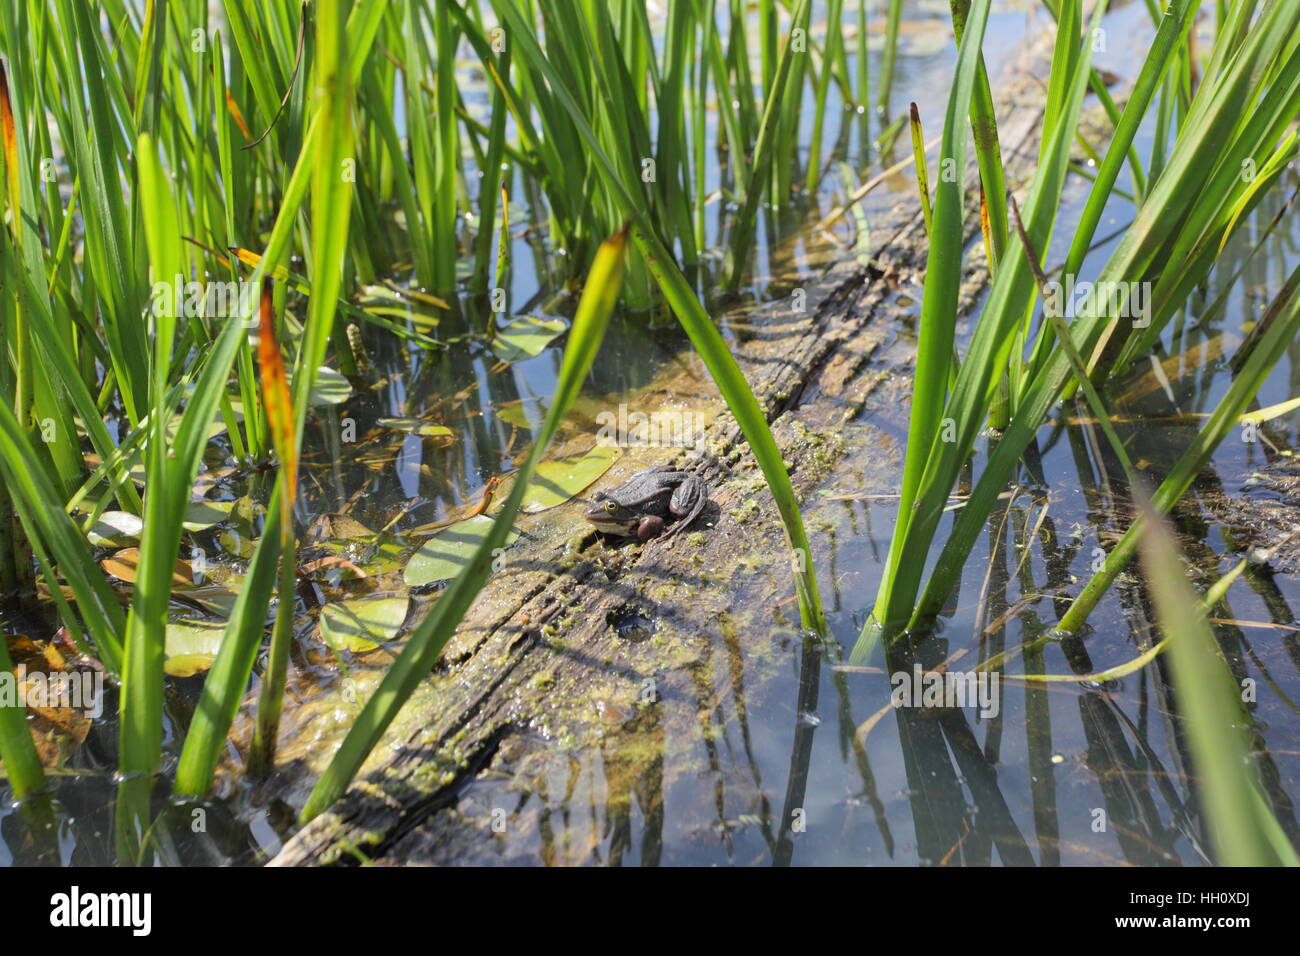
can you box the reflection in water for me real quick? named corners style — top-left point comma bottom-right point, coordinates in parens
top-left (6, 8), bottom-right (1300, 871)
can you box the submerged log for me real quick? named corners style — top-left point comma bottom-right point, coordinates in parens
top-left (272, 20), bottom-right (1070, 866)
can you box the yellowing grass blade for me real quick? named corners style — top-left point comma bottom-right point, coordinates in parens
top-left (229, 245), bottom-right (292, 283)
top-left (257, 278), bottom-right (296, 510)
top-left (0, 61), bottom-right (19, 241)
top-left (225, 88), bottom-right (254, 140)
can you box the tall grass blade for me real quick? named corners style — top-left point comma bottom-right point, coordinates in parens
top-left (862, 0), bottom-right (994, 656)
top-left (1139, 502), bottom-right (1300, 866)
top-left (302, 226), bottom-right (630, 822)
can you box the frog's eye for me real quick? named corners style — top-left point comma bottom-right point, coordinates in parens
top-left (603, 500), bottom-right (618, 513)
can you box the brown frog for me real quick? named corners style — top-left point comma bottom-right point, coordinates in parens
top-left (583, 465), bottom-right (710, 541)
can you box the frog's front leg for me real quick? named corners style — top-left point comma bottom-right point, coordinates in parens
top-left (664, 475), bottom-right (709, 538)
top-left (636, 514), bottom-right (666, 541)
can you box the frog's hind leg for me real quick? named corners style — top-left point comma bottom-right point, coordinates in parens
top-left (664, 475), bottom-right (709, 538)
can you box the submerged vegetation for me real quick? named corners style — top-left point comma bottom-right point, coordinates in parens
top-left (0, 0), bottom-right (1297, 868)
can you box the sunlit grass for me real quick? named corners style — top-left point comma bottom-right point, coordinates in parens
top-left (1, 0), bottom-right (1294, 865)
top-left (2, 0), bottom-right (875, 851)
top-left (857, 0), bottom-right (1300, 659)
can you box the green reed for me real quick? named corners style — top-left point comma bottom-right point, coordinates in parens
top-left (857, 0), bottom-right (1300, 660)
top-left (2, 0), bottom-right (916, 847)
top-left (1140, 501), bottom-right (1300, 866)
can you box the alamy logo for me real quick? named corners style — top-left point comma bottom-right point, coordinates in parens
top-left (890, 665), bottom-right (1001, 719)
top-left (49, 887), bottom-right (151, 936)
top-left (0, 664), bottom-right (103, 718)
top-left (151, 275), bottom-right (259, 324)
top-left (595, 403), bottom-right (706, 449)
top-left (1042, 275), bottom-right (1151, 328)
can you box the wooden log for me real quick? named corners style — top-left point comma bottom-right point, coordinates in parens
top-left (272, 19), bottom-right (1070, 866)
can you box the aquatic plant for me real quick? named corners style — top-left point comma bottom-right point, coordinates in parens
top-left (1140, 499), bottom-right (1300, 866)
top-left (2, 0), bottom-right (1293, 867)
top-left (858, 0), bottom-right (1300, 657)
top-left (1, 0), bottom-right (890, 855)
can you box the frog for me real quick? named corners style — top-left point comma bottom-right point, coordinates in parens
top-left (583, 465), bottom-right (710, 541)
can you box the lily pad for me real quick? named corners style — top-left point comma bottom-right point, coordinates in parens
top-left (491, 315), bottom-right (568, 363)
top-left (183, 499), bottom-right (235, 532)
top-left (173, 585), bottom-right (241, 618)
top-left (101, 548), bottom-right (194, 587)
top-left (521, 445), bottom-right (622, 513)
top-left (218, 529), bottom-right (257, 559)
top-left (164, 618), bottom-right (226, 677)
top-left (403, 514), bottom-right (519, 587)
top-left (218, 496), bottom-right (265, 556)
top-left (495, 399), bottom-right (540, 429)
top-left (306, 366), bottom-right (353, 406)
top-left (377, 417), bottom-right (456, 441)
top-left (320, 596), bottom-right (410, 653)
top-left (357, 284), bottom-right (445, 328)
top-left (87, 511), bottom-right (144, 547)
top-left (318, 535), bottom-right (408, 576)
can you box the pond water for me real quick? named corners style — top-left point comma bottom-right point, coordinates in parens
top-left (3, 0), bottom-right (1299, 866)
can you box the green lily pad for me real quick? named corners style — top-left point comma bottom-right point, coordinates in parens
top-left (403, 514), bottom-right (519, 587)
top-left (164, 618), bottom-right (226, 678)
top-left (495, 400), bottom-right (540, 429)
top-left (491, 315), bottom-right (568, 363)
top-left (377, 417), bottom-right (456, 441)
top-left (319, 535), bottom-right (407, 576)
top-left (357, 284), bottom-right (443, 329)
top-left (166, 412), bottom-right (227, 445)
top-left (521, 445), bottom-right (622, 513)
top-left (183, 499), bottom-right (235, 532)
top-left (326, 514), bottom-right (376, 538)
top-left (174, 585), bottom-right (241, 617)
top-left (87, 511), bottom-right (144, 547)
top-left (306, 366), bottom-right (353, 406)
top-left (218, 495), bottom-right (265, 555)
top-left (231, 495), bottom-right (266, 528)
top-left (218, 528), bottom-right (257, 559)
top-left (320, 596), bottom-right (410, 653)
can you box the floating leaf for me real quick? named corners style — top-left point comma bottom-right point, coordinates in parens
top-left (319, 535), bottom-right (408, 576)
top-left (218, 529), bottom-right (257, 559)
top-left (320, 596), bottom-right (409, 652)
top-left (306, 366), bottom-right (353, 406)
top-left (377, 417), bottom-right (456, 441)
top-left (230, 495), bottom-right (266, 529)
top-left (4, 635), bottom-right (93, 768)
top-left (217, 495), bottom-right (264, 554)
top-left (495, 400), bottom-right (538, 428)
top-left (164, 618), bottom-right (226, 678)
top-left (522, 445), bottom-right (622, 512)
top-left (183, 499), bottom-right (235, 532)
top-left (87, 511), bottom-right (144, 547)
top-left (357, 283), bottom-right (444, 328)
top-left (404, 514), bottom-right (519, 587)
top-left (491, 314), bottom-right (568, 363)
top-left (173, 585), bottom-right (241, 618)
top-left (101, 548), bottom-right (193, 587)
